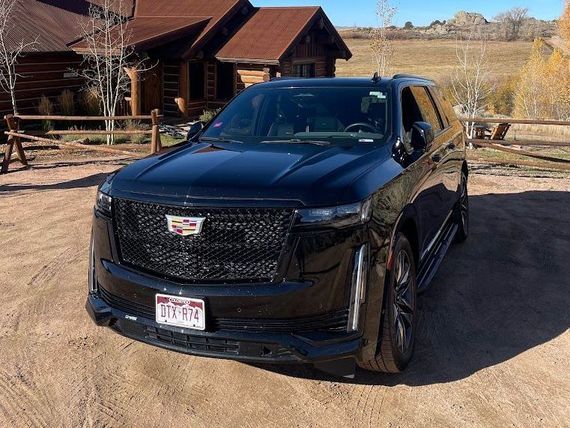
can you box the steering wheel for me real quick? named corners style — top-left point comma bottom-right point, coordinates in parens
top-left (344, 122), bottom-right (379, 133)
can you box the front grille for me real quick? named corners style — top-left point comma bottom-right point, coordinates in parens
top-left (212, 311), bottom-right (349, 332)
top-left (100, 287), bottom-right (152, 319)
top-left (146, 326), bottom-right (241, 355)
top-left (113, 199), bottom-right (294, 282)
top-left (99, 287), bottom-right (348, 333)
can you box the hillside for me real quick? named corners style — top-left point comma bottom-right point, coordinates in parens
top-left (339, 10), bottom-right (557, 41)
top-left (336, 39), bottom-right (534, 82)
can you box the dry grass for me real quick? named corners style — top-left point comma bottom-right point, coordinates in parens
top-left (511, 124), bottom-right (570, 140)
top-left (336, 39), bottom-right (534, 82)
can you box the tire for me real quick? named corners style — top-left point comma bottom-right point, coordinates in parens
top-left (454, 171), bottom-right (469, 243)
top-left (358, 233), bottom-right (418, 373)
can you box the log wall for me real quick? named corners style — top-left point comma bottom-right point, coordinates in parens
top-left (0, 52), bottom-right (83, 116)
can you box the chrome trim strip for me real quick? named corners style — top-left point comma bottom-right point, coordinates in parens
top-left (420, 209), bottom-right (454, 261)
top-left (88, 233), bottom-right (97, 294)
top-left (348, 244), bottom-right (368, 332)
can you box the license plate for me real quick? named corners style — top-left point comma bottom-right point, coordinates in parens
top-left (155, 294), bottom-right (206, 331)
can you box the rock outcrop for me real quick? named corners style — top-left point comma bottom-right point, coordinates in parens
top-left (448, 11), bottom-right (489, 27)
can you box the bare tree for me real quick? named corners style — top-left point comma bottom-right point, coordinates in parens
top-left (78, 0), bottom-right (150, 144)
top-left (370, 0), bottom-right (397, 76)
top-left (495, 7), bottom-right (528, 41)
top-left (451, 33), bottom-right (493, 140)
top-left (0, 0), bottom-right (37, 114)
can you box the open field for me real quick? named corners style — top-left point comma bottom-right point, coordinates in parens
top-left (0, 157), bottom-right (569, 427)
top-left (336, 38), bottom-right (533, 82)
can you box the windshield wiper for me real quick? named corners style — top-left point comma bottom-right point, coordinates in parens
top-left (261, 139), bottom-right (331, 146)
top-left (199, 136), bottom-right (244, 144)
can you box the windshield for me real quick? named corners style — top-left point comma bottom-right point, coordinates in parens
top-left (201, 86), bottom-right (391, 145)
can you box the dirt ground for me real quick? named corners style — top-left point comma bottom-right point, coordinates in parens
top-left (0, 157), bottom-right (569, 427)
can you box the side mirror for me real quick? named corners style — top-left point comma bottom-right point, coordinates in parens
top-left (410, 121), bottom-right (434, 152)
top-left (187, 121), bottom-right (204, 141)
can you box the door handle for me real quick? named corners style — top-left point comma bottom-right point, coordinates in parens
top-left (431, 153), bottom-right (442, 163)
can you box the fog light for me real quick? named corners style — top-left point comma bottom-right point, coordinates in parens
top-left (88, 233), bottom-right (98, 294)
top-left (348, 244), bottom-right (369, 332)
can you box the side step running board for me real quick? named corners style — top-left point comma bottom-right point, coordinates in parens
top-left (417, 222), bottom-right (458, 293)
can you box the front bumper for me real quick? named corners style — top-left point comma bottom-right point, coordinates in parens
top-left (86, 292), bottom-right (363, 370)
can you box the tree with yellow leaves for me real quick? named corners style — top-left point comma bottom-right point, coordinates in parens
top-left (560, 1), bottom-right (570, 47)
top-left (514, 39), bottom-right (570, 120)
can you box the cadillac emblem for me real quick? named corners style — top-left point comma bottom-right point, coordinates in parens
top-left (165, 215), bottom-right (206, 236)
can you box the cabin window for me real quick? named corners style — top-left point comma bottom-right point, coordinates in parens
top-left (293, 63), bottom-right (316, 78)
top-left (188, 62), bottom-right (205, 100)
top-left (216, 62), bottom-right (235, 100)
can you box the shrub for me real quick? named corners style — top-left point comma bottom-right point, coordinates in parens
top-left (199, 108), bottom-right (221, 123)
top-left (123, 120), bottom-right (150, 145)
top-left (37, 96), bottom-right (54, 131)
top-left (488, 77), bottom-right (516, 116)
top-left (404, 21), bottom-right (414, 30)
top-left (58, 90), bottom-right (75, 116)
top-left (81, 88), bottom-right (101, 116)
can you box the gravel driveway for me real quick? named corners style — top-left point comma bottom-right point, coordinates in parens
top-left (0, 160), bottom-right (568, 427)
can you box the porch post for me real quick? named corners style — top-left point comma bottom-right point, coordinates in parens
top-left (177, 61), bottom-right (189, 118)
top-left (125, 67), bottom-right (141, 116)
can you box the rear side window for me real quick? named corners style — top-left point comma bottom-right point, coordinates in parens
top-left (431, 86), bottom-right (459, 126)
top-left (410, 86), bottom-right (444, 134)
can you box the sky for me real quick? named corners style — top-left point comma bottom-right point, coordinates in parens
top-left (254, 0), bottom-right (565, 27)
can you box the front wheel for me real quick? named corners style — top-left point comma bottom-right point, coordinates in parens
top-left (455, 171), bottom-right (469, 243)
top-left (358, 233), bottom-right (418, 373)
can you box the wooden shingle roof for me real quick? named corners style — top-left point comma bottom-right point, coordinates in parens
top-left (71, 17), bottom-right (209, 53)
top-left (6, 0), bottom-right (135, 53)
top-left (134, 0), bottom-right (249, 56)
top-left (13, 0), bottom-right (352, 63)
top-left (215, 7), bottom-right (351, 63)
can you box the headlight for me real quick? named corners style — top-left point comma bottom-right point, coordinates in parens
top-left (96, 190), bottom-right (112, 216)
top-left (295, 198), bottom-right (372, 228)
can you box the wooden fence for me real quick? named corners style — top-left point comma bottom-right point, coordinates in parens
top-left (1, 109), bottom-right (163, 173)
top-left (463, 117), bottom-right (570, 172)
top-left (2, 113), bottom-right (569, 174)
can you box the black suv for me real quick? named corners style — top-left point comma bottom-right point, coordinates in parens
top-left (87, 76), bottom-right (468, 377)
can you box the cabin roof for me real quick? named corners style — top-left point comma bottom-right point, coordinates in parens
top-left (11, 0), bottom-right (351, 63)
top-left (216, 7), bottom-right (351, 63)
top-left (70, 17), bottom-right (210, 53)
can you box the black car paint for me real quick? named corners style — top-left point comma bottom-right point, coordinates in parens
top-left (87, 77), bottom-right (466, 374)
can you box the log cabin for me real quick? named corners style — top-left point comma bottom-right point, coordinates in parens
top-left (1, 0), bottom-right (351, 118)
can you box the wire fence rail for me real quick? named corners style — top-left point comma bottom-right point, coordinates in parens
top-left (461, 117), bottom-right (570, 172)
top-left (1, 109), bottom-right (163, 174)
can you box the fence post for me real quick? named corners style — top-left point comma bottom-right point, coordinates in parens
top-left (150, 109), bottom-right (161, 154)
top-left (1, 114), bottom-right (27, 174)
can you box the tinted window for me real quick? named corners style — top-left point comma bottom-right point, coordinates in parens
top-left (410, 86), bottom-right (443, 133)
top-left (202, 86), bottom-right (391, 144)
top-left (430, 86), bottom-right (458, 126)
top-left (294, 63), bottom-right (316, 77)
top-left (189, 62), bottom-right (205, 100)
top-left (216, 62), bottom-right (235, 100)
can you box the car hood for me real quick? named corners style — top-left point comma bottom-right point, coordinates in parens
top-left (109, 142), bottom-right (400, 207)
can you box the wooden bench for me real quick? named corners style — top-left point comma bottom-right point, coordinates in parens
top-left (487, 123), bottom-right (511, 140)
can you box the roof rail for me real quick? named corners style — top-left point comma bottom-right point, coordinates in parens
top-left (270, 76), bottom-right (305, 81)
top-left (392, 73), bottom-right (433, 81)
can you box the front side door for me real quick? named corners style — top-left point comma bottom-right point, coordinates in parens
top-left (400, 85), bottom-right (449, 255)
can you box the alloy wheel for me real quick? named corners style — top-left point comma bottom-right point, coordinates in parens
top-left (393, 250), bottom-right (414, 354)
